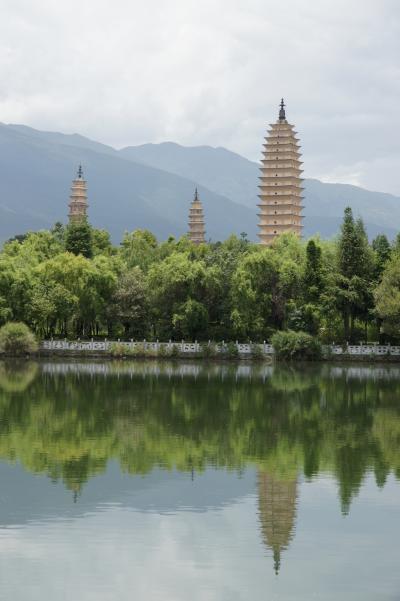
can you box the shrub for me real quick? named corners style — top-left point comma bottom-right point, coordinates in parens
top-left (132, 342), bottom-right (145, 357)
top-left (271, 330), bottom-right (322, 361)
top-left (251, 343), bottom-right (265, 360)
top-left (110, 342), bottom-right (127, 357)
top-left (144, 345), bottom-right (158, 358)
top-left (169, 344), bottom-right (180, 358)
top-left (225, 341), bottom-right (239, 359)
top-left (157, 344), bottom-right (168, 358)
top-left (0, 322), bottom-right (38, 355)
top-left (201, 342), bottom-right (217, 359)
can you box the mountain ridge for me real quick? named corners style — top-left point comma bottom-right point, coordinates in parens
top-left (0, 123), bottom-right (257, 243)
top-left (0, 123), bottom-right (399, 243)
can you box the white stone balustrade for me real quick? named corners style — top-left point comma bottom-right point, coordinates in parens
top-left (40, 340), bottom-right (273, 355)
top-left (39, 340), bottom-right (400, 357)
top-left (329, 344), bottom-right (400, 356)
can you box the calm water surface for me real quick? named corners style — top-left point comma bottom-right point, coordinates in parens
top-left (0, 360), bottom-right (399, 600)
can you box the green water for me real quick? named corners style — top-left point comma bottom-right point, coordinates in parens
top-left (0, 360), bottom-right (399, 600)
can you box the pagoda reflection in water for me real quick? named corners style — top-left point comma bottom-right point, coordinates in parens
top-left (257, 470), bottom-right (299, 573)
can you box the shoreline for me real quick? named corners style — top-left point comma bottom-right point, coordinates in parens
top-left (2, 350), bottom-right (400, 364)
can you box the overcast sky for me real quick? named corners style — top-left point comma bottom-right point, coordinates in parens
top-left (1, 0), bottom-right (400, 194)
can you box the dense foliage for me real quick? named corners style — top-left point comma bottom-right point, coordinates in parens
top-left (1, 208), bottom-right (400, 343)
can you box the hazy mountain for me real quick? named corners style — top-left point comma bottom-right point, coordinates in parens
top-left (0, 123), bottom-right (257, 243)
top-left (0, 123), bottom-right (399, 244)
top-left (120, 142), bottom-right (258, 210)
top-left (121, 142), bottom-right (400, 239)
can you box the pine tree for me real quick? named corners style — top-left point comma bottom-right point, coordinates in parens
top-left (339, 208), bottom-right (367, 278)
top-left (336, 208), bottom-right (373, 342)
top-left (304, 239), bottom-right (322, 302)
top-left (372, 234), bottom-right (391, 279)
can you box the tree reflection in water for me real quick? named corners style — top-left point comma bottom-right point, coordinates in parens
top-left (0, 360), bottom-right (399, 571)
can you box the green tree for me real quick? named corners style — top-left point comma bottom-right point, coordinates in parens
top-left (65, 221), bottom-right (93, 258)
top-left (29, 281), bottom-right (78, 337)
top-left (372, 234), bottom-right (391, 279)
top-left (121, 229), bottom-right (158, 271)
top-left (107, 268), bottom-right (148, 337)
top-left (204, 235), bottom-right (250, 338)
top-left (33, 252), bottom-right (116, 336)
top-left (288, 239), bottom-right (324, 336)
top-left (231, 244), bottom-right (302, 339)
top-left (92, 228), bottom-right (113, 256)
top-left (147, 252), bottom-right (217, 339)
top-left (336, 208), bottom-right (374, 341)
top-left (0, 296), bottom-right (12, 325)
top-left (374, 254), bottom-right (400, 336)
top-left (172, 298), bottom-right (209, 339)
top-left (304, 240), bottom-right (322, 302)
top-left (51, 222), bottom-right (66, 245)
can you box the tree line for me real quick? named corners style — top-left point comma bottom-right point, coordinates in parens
top-left (1, 208), bottom-right (400, 342)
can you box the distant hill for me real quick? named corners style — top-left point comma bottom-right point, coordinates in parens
top-left (0, 124), bottom-right (256, 243)
top-left (0, 124), bottom-right (399, 243)
top-left (121, 142), bottom-right (400, 239)
top-left (120, 142), bottom-right (258, 210)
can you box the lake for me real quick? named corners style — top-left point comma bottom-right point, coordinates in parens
top-left (0, 360), bottom-right (399, 600)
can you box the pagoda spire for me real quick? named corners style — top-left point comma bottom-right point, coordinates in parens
top-left (279, 98), bottom-right (286, 121)
top-left (68, 165), bottom-right (89, 224)
top-left (257, 100), bottom-right (304, 245)
top-left (188, 188), bottom-right (206, 244)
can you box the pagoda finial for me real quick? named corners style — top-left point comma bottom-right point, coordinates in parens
top-left (77, 164), bottom-right (83, 179)
top-left (279, 98), bottom-right (286, 121)
top-left (273, 548), bottom-right (281, 575)
top-left (194, 187), bottom-right (199, 201)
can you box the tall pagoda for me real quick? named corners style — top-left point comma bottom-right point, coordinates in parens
top-left (68, 165), bottom-right (89, 224)
top-left (188, 188), bottom-right (206, 244)
top-left (258, 99), bottom-right (303, 245)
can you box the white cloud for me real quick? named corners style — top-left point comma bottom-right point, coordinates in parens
top-left (0, 0), bottom-right (400, 193)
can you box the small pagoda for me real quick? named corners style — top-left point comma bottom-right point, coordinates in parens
top-left (188, 188), bottom-right (206, 244)
top-left (257, 99), bottom-right (304, 245)
top-left (68, 165), bottom-right (89, 224)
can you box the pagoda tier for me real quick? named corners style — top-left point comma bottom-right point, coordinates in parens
top-left (188, 188), bottom-right (206, 244)
top-left (257, 100), bottom-right (304, 244)
top-left (68, 165), bottom-right (89, 224)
